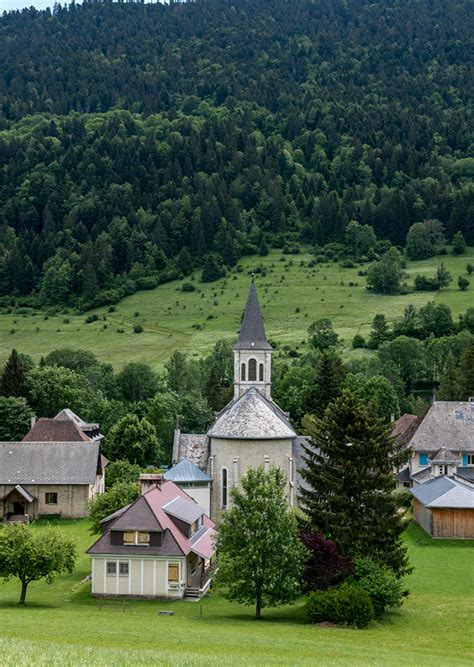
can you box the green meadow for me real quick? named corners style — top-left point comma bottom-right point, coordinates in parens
top-left (0, 520), bottom-right (472, 666)
top-left (0, 249), bottom-right (472, 371)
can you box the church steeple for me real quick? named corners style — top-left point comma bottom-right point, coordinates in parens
top-left (233, 276), bottom-right (272, 400)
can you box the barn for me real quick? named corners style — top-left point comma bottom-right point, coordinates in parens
top-left (411, 476), bottom-right (474, 539)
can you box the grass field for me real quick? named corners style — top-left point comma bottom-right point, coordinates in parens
top-left (0, 520), bottom-right (472, 666)
top-left (0, 249), bottom-right (473, 371)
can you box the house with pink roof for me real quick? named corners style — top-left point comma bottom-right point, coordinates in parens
top-left (87, 476), bottom-right (216, 600)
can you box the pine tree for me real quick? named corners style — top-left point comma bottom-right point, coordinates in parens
top-left (437, 352), bottom-right (460, 400)
top-left (456, 342), bottom-right (474, 400)
top-left (301, 390), bottom-right (410, 576)
top-left (0, 349), bottom-right (29, 398)
top-left (306, 351), bottom-right (346, 416)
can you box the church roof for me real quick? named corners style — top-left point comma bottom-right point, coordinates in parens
top-left (207, 387), bottom-right (296, 440)
top-left (233, 279), bottom-right (272, 351)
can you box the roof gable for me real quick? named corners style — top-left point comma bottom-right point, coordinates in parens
top-left (110, 496), bottom-right (163, 532)
top-left (22, 418), bottom-right (91, 442)
top-left (208, 387), bottom-right (296, 440)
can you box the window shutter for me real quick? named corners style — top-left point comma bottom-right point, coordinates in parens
top-left (463, 454), bottom-right (468, 466)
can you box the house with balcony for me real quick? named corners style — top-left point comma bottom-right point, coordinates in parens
top-left (87, 477), bottom-right (216, 600)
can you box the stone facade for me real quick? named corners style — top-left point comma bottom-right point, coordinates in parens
top-left (209, 437), bottom-right (296, 522)
top-left (0, 483), bottom-right (95, 520)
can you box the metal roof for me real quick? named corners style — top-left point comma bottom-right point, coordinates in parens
top-left (411, 476), bottom-right (474, 509)
top-left (233, 279), bottom-right (272, 351)
top-left (208, 387), bottom-right (296, 440)
top-left (0, 441), bottom-right (100, 485)
top-left (164, 458), bottom-right (211, 483)
top-left (163, 495), bottom-right (205, 524)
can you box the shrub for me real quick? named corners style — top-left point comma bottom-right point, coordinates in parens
top-left (467, 263), bottom-right (474, 275)
top-left (306, 583), bottom-right (374, 628)
top-left (181, 282), bottom-right (196, 292)
top-left (393, 487), bottom-right (412, 509)
top-left (458, 276), bottom-right (470, 291)
top-left (352, 334), bottom-right (366, 349)
top-left (84, 314), bottom-right (99, 324)
top-left (352, 556), bottom-right (406, 618)
top-left (300, 530), bottom-right (353, 591)
top-left (133, 324), bottom-right (144, 334)
top-left (414, 274), bottom-right (439, 291)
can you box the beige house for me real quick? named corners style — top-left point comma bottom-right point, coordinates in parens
top-left (87, 479), bottom-right (216, 600)
top-left (0, 440), bottom-right (105, 521)
top-left (173, 277), bottom-right (308, 521)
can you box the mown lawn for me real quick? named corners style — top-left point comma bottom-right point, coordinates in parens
top-left (0, 520), bottom-right (472, 666)
top-left (0, 248), bottom-right (472, 371)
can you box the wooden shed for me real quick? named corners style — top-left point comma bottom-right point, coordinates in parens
top-left (411, 477), bottom-right (474, 539)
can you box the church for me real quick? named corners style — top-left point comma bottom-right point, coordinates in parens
top-left (172, 277), bottom-right (308, 521)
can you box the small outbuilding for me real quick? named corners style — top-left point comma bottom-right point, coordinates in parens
top-left (411, 476), bottom-right (474, 539)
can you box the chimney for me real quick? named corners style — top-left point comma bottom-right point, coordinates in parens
top-left (31, 415), bottom-right (37, 428)
top-left (139, 473), bottom-right (163, 495)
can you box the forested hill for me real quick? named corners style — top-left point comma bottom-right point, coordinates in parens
top-left (0, 0), bottom-right (472, 309)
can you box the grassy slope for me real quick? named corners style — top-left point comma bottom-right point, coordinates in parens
top-left (0, 521), bottom-right (472, 666)
top-left (0, 249), bottom-right (473, 371)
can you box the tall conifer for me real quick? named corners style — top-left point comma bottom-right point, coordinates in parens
top-left (301, 390), bottom-right (410, 576)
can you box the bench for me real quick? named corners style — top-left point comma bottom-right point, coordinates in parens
top-left (158, 610), bottom-right (175, 616)
top-left (97, 598), bottom-right (129, 612)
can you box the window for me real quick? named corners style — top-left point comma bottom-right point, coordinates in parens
top-left (259, 363), bottom-right (264, 382)
top-left (106, 561), bottom-right (116, 576)
top-left (248, 358), bottom-right (257, 381)
top-left (45, 492), bottom-right (58, 505)
top-left (123, 531), bottom-right (150, 546)
top-left (119, 562), bottom-right (129, 576)
top-left (221, 467), bottom-right (228, 509)
top-left (168, 563), bottom-right (179, 583)
top-left (241, 363), bottom-right (246, 381)
top-left (463, 454), bottom-right (474, 466)
top-left (419, 453), bottom-right (428, 466)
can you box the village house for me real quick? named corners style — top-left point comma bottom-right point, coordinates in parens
top-left (172, 277), bottom-right (309, 521)
top-left (0, 408), bottom-right (106, 522)
top-left (87, 475), bottom-right (216, 600)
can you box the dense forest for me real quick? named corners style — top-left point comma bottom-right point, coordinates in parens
top-left (0, 0), bottom-right (473, 308)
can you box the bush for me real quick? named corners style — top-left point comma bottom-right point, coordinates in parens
top-left (414, 274), bottom-right (439, 291)
top-left (352, 556), bottom-right (406, 618)
top-left (84, 314), bottom-right (99, 324)
top-left (306, 583), bottom-right (374, 628)
top-left (393, 487), bottom-right (412, 509)
top-left (181, 282), bottom-right (196, 292)
top-left (133, 324), bottom-right (144, 334)
top-left (458, 276), bottom-right (470, 291)
top-left (352, 334), bottom-right (366, 349)
top-left (300, 530), bottom-right (353, 591)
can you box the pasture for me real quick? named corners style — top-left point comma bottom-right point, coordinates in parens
top-left (0, 520), bottom-right (472, 665)
top-left (0, 249), bottom-right (472, 371)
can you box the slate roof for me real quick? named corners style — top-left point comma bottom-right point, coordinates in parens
top-left (22, 418), bottom-right (91, 442)
top-left (456, 467), bottom-right (474, 483)
top-left (0, 441), bottom-right (100, 485)
top-left (233, 279), bottom-right (272, 351)
top-left (55, 408), bottom-right (99, 431)
top-left (391, 413), bottom-right (419, 440)
top-left (207, 387), bottom-right (296, 440)
top-left (175, 434), bottom-right (209, 469)
top-left (88, 481), bottom-right (216, 560)
top-left (409, 401), bottom-right (474, 452)
top-left (432, 447), bottom-right (462, 464)
top-left (164, 458), bottom-right (211, 483)
top-left (411, 476), bottom-right (474, 509)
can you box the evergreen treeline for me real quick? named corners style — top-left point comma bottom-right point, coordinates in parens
top-left (0, 0), bottom-right (473, 307)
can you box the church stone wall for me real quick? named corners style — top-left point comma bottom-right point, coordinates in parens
top-left (209, 437), bottom-right (295, 522)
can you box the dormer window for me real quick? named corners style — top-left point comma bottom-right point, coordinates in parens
top-left (123, 531), bottom-right (150, 546)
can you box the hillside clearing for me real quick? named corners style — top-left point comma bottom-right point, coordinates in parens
top-left (1, 249), bottom-right (472, 371)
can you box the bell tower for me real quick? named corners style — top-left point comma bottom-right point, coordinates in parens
top-left (233, 276), bottom-right (272, 400)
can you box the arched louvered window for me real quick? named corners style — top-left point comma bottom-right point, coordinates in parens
top-left (259, 363), bottom-right (264, 381)
top-left (248, 358), bottom-right (257, 381)
top-left (221, 468), bottom-right (228, 508)
top-left (241, 363), bottom-right (246, 381)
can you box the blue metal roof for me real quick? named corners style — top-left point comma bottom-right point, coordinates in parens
top-left (411, 476), bottom-right (455, 505)
top-left (164, 458), bottom-right (211, 483)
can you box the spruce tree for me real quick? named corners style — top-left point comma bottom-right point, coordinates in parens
top-left (437, 352), bottom-right (460, 400)
top-left (456, 342), bottom-right (474, 400)
top-left (306, 351), bottom-right (346, 416)
top-left (0, 349), bottom-right (29, 398)
top-left (301, 390), bottom-right (410, 577)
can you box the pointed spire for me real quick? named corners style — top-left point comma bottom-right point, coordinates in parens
top-left (233, 277), bottom-right (272, 350)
